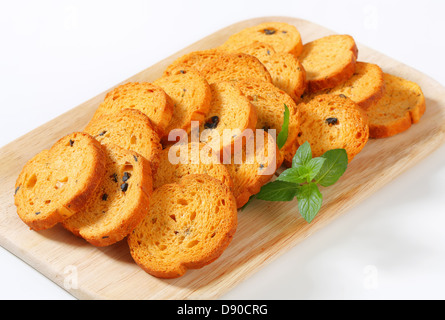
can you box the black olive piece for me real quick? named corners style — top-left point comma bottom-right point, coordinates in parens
top-left (35, 212), bottom-right (41, 215)
top-left (15, 186), bottom-right (20, 195)
top-left (339, 94), bottom-right (347, 99)
top-left (122, 172), bottom-right (131, 182)
top-left (110, 173), bottom-right (118, 183)
top-left (102, 194), bottom-right (108, 201)
top-left (204, 116), bottom-right (219, 129)
top-left (99, 131), bottom-right (107, 136)
top-left (133, 155), bottom-right (138, 162)
top-left (69, 140), bottom-right (75, 147)
top-left (264, 29), bottom-right (276, 35)
top-left (326, 117), bottom-right (339, 125)
top-left (121, 183), bottom-right (129, 192)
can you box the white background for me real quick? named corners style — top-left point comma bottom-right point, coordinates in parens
top-left (1, 0), bottom-right (444, 300)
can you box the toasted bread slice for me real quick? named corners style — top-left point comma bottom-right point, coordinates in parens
top-left (367, 73), bottom-right (426, 138)
top-left (297, 94), bottom-right (369, 162)
top-left (236, 78), bottom-right (300, 166)
top-left (200, 52), bottom-right (273, 84)
top-left (62, 144), bottom-right (152, 247)
top-left (305, 62), bottom-right (385, 110)
top-left (154, 69), bottom-right (212, 143)
top-left (128, 174), bottom-right (237, 279)
top-left (91, 82), bottom-right (174, 137)
top-left (225, 130), bottom-right (283, 208)
top-left (153, 142), bottom-right (233, 190)
top-left (200, 81), bottom-right (257, 156)
top-left (236, 42), bottom-right (307, 102)
top-left (219, 22), bottom-right (303, 56)
top-left (163, 49), bottom-right (224, 76)
top-left (84, 109), bottom-right (162, 174)
top-left (299, 35), bottom-right (358, 93)
top-left (14, 132), bottom-right (107, 231)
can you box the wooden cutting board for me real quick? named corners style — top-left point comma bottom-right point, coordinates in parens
top-left (1, 16), bottom-right (445, 300)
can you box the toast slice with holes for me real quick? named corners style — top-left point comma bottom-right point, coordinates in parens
top-left (367, 73), bottom-right (426, 138)
top-left (153, 142), bottom-right (233, 191)
top-left (84, 108), bottom-right (162, 174)
top-left (299, 35), bottom-right (358, 93)
top-left (297, 94), bottom-right (369, 162)
top-left (62, 144), bottom-right (152, 247)
top-left (225, 130), bottom-right (283, 208)
top-left (199, 81), bottom-right (257, 157)
top-left (163, 49), bottom-right (224, 76)
top-left (199, 52), bottom-right (273, 84)
top-left (128, 174), bottom-right (237, 279)
top-left (235, 42), bottom-right (307, 101)
top-left (153, 69), bottom-right (212, 143)
top-left (304, 61), bottom-right (385, 110)
top-left (14, 132), bottom-right (107, 231)
top-left (91, 82), bottom-right (174, 137)
top-left (219, 22), bottom-right (303, 56)
top-left (236, 78), bottom-right (300, 167)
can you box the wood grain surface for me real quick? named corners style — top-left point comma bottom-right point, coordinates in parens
top-left (1, 16), bottom-right (445, 300)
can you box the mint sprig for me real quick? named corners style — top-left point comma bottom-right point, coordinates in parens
top-left (255, 141), bottom-right (348, 223)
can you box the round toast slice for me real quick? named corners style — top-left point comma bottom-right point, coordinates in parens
top-left (163, 49), bottom-right (224, 76)
top-left (153, 142), bottom-right (234, 191)
top-left (236, 78), bottom-right (300, 166)
top-left (200, 81), bottom-right (257, 156)
top-left (91, 82), bottom-right (174, 137)
top-left (367, 73), bottom-right (426, 139)
top-left (84, 108), bottom-right (162, 174)
top-left (128, 174), bottom-right (237, 279)
top-left (236, 42), bottom-right (307, 102)
top-left (305, 61), bottom-right (385, 110)
top-left (225, 130), bottom-right (283, 208)
top-left (296, 94), bottom-right (369, 162)
top-left (14, 132), bottom-right (107, 231)
top-left (62, 144), bottom-right (153, 247)
top-left (200, 52), bottom-right (273, 84)
top-left (153, 69), bottom-right (212, 143)
top-left (299, 35), bottom-right (358, 93)
top-left (219, 22), bottom-right (303, 56)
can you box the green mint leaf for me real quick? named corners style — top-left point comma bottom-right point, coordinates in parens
top-left (276, 104), bottom-right (290, 149)
top-left (292, 141), bottom-right (312, 167)
top-left (314, 149), bottom-right (348, 187)
top-left (276, 167), bottom-right (308, 184)
top-left (306, 157), bottom-right (327, 182)
top-left (255, 180), bottom-right (299, 202)
top-left (296, 183), bottom-right (323, 223)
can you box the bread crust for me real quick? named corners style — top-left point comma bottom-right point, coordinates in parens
top-left (62, 144), bottom-right (153, 247)
top-left (367, 73), bottom-right (426, 138)
top-left (225, 131), bottom-right (283, 208)
top-left (91, 82), bottom-right (174, 137)
top-left (84, 108), bottom-right (162, 174)
top-left (128, 174), bottom-right (237, 279)
top-left (304, 62), bottom-right (385, 110)
top-left (154, 69), bottom-right (212, 143)
top-left (296, 94), bottom-right (369, 162)
top-left (219, 22), bottom-right (303, 56)
top-left (235, 42), bottom-right (307, 102)
top-left (200, 52), bottom-right (273, 84)
top-left (236, 78), bottom-right (300, 166)
top-left (14, 132), bottom-right (107, 231)
top-left (300, 35), bottom-right (358, 93)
